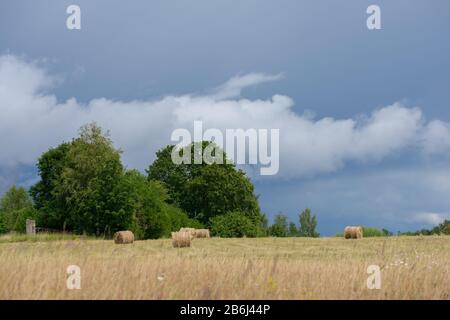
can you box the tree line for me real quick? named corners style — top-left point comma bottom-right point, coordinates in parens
top-left (0, 123), bottom-right (319, 239)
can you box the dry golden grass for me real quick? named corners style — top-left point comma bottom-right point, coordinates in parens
top-left (0, 235), bottom-right (449, 299)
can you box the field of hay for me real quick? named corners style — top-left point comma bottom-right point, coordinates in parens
top-left (0, 235), bottom-right (449, 299)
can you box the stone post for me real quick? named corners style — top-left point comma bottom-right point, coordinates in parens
top-left (26, 219), bottom-right (36, 235)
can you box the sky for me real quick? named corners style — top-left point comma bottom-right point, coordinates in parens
top-left (1, 0), bottom-right (450, 235)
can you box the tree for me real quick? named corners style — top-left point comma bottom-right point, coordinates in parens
top-left (120, 169), bottom-right (196, 239)
top-left (0, 213), bottom-right (6, 234)
top-left (298, 208), bottom-right (319, 237)
top-left (432, 219), bottom-right (450, 235)
top-left (439, 220), bottom-right (450, 234)
top-left (147, 142), bottom-right (263, 226)
top-left (56, 123), bottom-right (130, 235)
top-left (260, 213), bottom-right (269, 236)
top-left (165, 204), bottom-right (203, 233)
top-left (29, 142), bottom-right (71, 229)
top-left (288, 222), bottom-right (299, 237)
top-left (0, 186), bottom-right (33, 232)
top-left (210, 211), bottom-right (259, 238)
top-left (30, 123), bottom-right (198, 239)
top-left (269, 213), bottom-right (289, 237)
top-left (12, 207), bottom-right (39, 233)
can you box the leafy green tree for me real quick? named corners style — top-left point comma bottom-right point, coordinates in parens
top-left (298, 208), bottom-right (319, 237)
top-left (29, 142), bottom-right (71, 229)
top-left (12, 207), bottom-right (39, 233)
top-left (210, 211), bottom-right (259, 238)
top-left (431, 219), bottom-right (450, 235)
top-left (439, 220), bottom-right (450, 234)
top-left (28, 123), bottom-right (201, 239)
top-left (120, 170), bottom-right (174, 239)
top-left (260, 213), bottom-right (270, 236)
top-left (0, 213), bottom-right (6, 234)
top-left (57, 123), bottom-right (130, 235)
top-left (288, 222), bottom-right (299, 237)
top-left (184, 164), bottom-right (261, 224)
top-left (0, 186), bottom-right (33, 232)
top-left (269, 213), bottom-right (289, 237)
top-left (165, 204), bottom-right (203, 232)
top-left (147, 142), bottom-right (263, 226)
top-left (146, 144), bottom-right (198, 207)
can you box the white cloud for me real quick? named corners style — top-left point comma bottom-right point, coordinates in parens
top-left (421, 120), bottom-right (450, 155)
top-left (210, 73), bottom-right (283, 100)
top-left (414, 212), bottom-right (448, 226)
top-left (0, 54), bottom-right (449, 179)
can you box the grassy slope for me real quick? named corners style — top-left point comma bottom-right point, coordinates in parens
top-left (1, 236), bottom-right (449, 299)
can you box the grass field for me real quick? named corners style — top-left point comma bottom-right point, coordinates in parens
top-left (1, 235), bottom-right (449, 299)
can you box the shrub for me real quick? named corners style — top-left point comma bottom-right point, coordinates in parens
top-left (12, 207), bottom-right (39, 233)
top-left (210, 211), bottom-right (259, 238)
top-left (269, 213), bottom-right (289, 237)
top-left (0, 213), bottom-right (7, 234)
top-left (362, 227), bottom-right (385, 237)
top-left (0, 186), bottom-right (34, 232)
top-left (165, 204), bottom-right (203, 233)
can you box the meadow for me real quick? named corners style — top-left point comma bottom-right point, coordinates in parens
top-left (0, 235), bottom-right (449, 299)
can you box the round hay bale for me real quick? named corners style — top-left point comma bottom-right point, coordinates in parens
top-left (179, 227), bottom-right (196, 239)
top-left (195, 229), bottom-right (210, 238)
top-left (113, 230), bottom-right (135, 244)
top-left (172, 231), bottom-right (192, 248)
top-left (344, 226), bottom-right (363, 239)
top-left (179, 227), bottom-right (210, 239)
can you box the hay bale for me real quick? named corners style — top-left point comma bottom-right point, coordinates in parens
top-left (344, 226), bottom-right (363, 239)
top-left (179, 227), bottom-right (196, 239)
top-left (194, 229), bottom-right (210, 238)
top-left (172, 231), bottom-right (192, 248)
top-left (179, 227), bottom-right (210, 239)
top-left (113, 230), bottom-right (135, 244)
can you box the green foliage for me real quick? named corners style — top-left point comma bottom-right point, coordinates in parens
top-left (0, 185), bottom-right (32, 212)
top-left (120, 170), bottom-right (198, 239)
top-left (29, 124), bottom-right (198, 239)
top-left (55, 123), bottom-right (128, 235)
top-left (12, 207), bottom-right (39, 233)
top-left (29, 142), bottom-right (71, 229)
top-left (260, 213), bottom-right (270, 236)
top-left (165, 204), bottom-right (203, 232)
top-left (210, 211), bottom-right (259, 238)
top-left (119, 170), bottom-right (170, 239)
top-left (0, 186), bottom-right (33, 232)
top-left (362, 227), bottom-right (385, 237)
top-left (147, 142), bottom-right (263, 226)
top-left (298, 208), bottom-right (319, 237)
top-left (269, 213), bottom-right (289, 237)
top-left (0, 212), bottom-right (7, 234)
top-left (399, 220), bottom-right (450, 236)
top-left (437, 220), bottom-right (450, 234)
top-left (28, 123), bottom-right (199, 239)
top-left (288, 222), bottom-right (299, 237)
